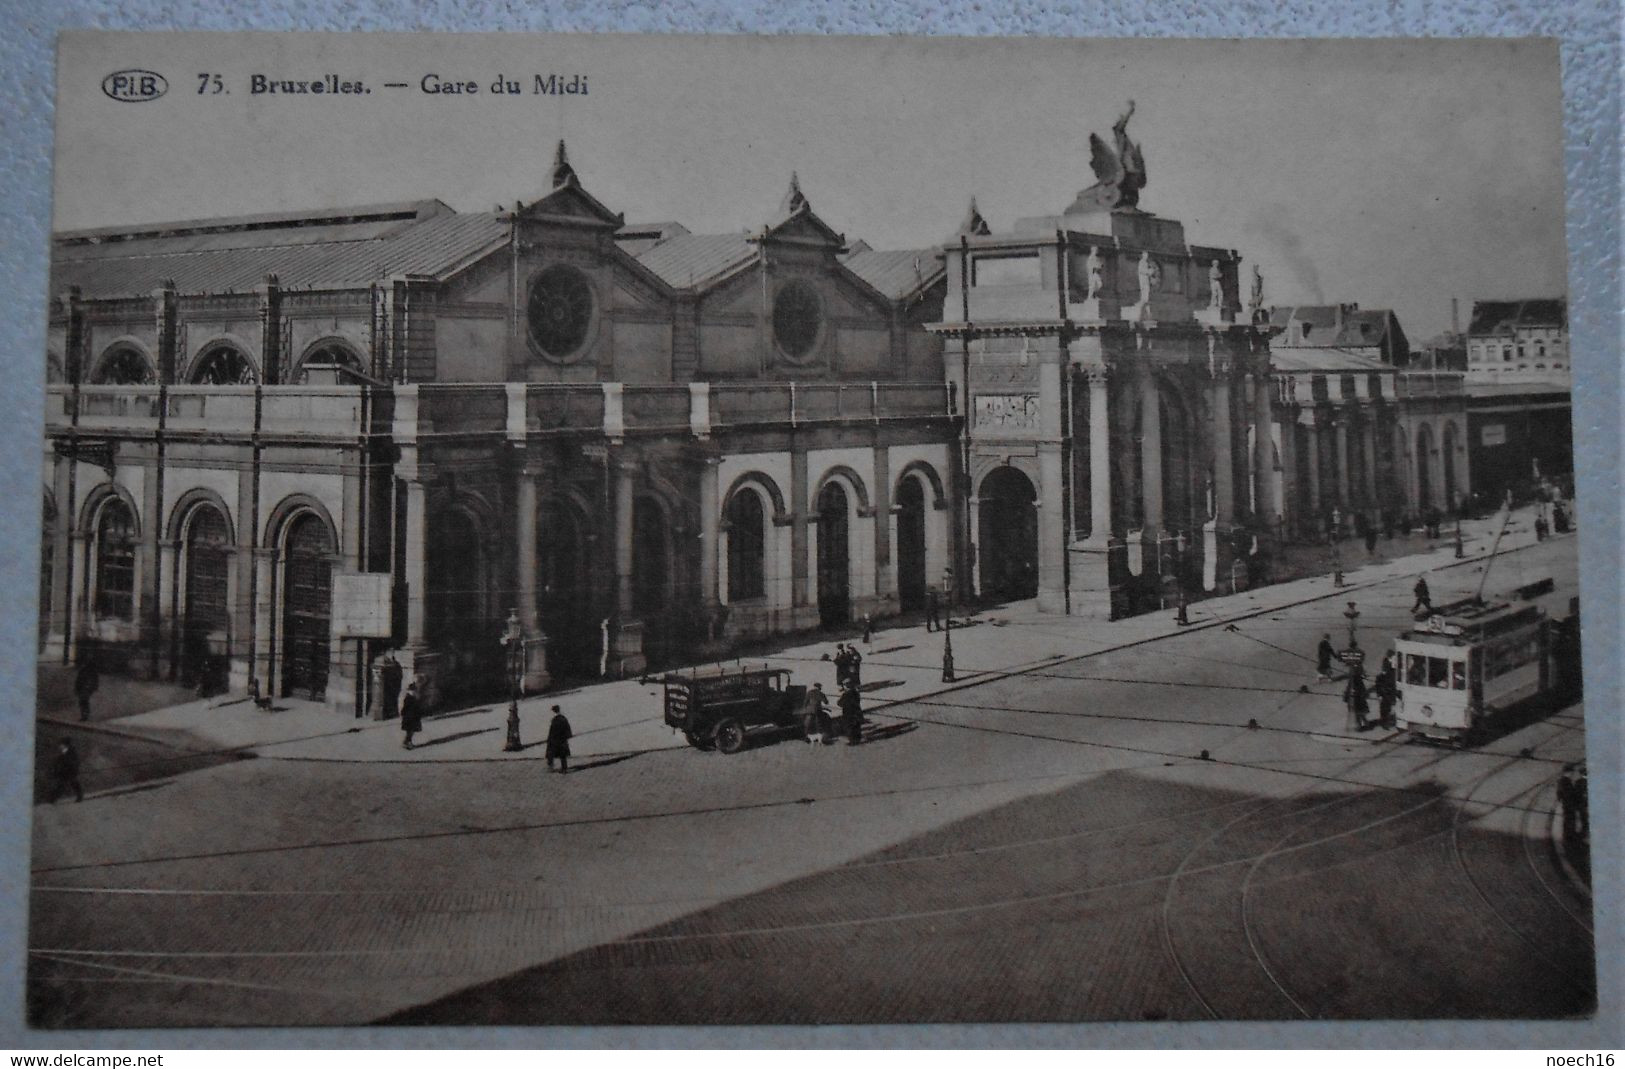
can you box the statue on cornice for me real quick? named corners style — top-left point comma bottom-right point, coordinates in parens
top-left (1086, 246), bottom-right (1105, 298)
top-left (1070, 100), bottom-right (1147, 213)
top-left (1249, 265), bottom-right (1266, 323)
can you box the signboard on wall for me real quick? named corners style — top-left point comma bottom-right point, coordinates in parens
top-left (1480, 423), bottom-right (1507, 446)
top-left (332, 570), bottom-right (393, 637)
top-left (974, 393), bottom-right (1040, 431)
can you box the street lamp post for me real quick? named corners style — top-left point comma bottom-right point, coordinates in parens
top-left (941, 617), bottom-right (956, 683)
top-left (501, 608), bottom-right (524, 753)
top-left (1343, 600), bottom-right (1361, 650)
top-left (1331, 537), bottom-right (1346, 588)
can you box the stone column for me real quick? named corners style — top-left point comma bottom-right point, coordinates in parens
top-left (1035, 349), bottom-right (1067, 613)
top-left (611, 456), bottom-right (647, 676)
top-left (1140, 370), bottom-right (1163, 533)
top-left (1251, 370), bottom-right (1277, 526)
top-left (68, 533), bottom-right (90, 658)
top-left (513, 470), bottom-right (549, 691)
top-left (404, 478), bottom-right (428, 650)
top-left (1276, 406), bottom-right (1298, 538)
top-left (252, 546), bottom-right (277, 697)
top-left (1361, 420), bottom-right (1378, 513)
top-left (1210, 369), bottom-right (1234, 526)
top-left (1087, 369), bottom-right (1113, 542)
top-left (1303, 414), bottom-right (1323, 522)
top-left (698, 455), bottom-right (721, 624)
top-left (1334, 418), bottom-right (1351, 507)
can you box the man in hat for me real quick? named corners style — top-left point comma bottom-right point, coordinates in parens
top-left (839, 683), bottom-right (864, 746)
top-left (1316, 634), bottom-right (1336, 682)
top-left (399, 681), bottom-right (423, 749)
top-left (74, 658), bottom-right (99, 723)
top-left (803, 682), bottom-right (829, 744)
top-left (546, 705), bottom-right (574, 773)
top-left (49, 738), bottom-right (83, 804)
top-left (1411, 575), bottom-right (1433, 615)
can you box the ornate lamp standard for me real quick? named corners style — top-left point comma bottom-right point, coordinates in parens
top-left (500, 608), bottom-right (525, 752)
top-left (1343, 600), bottom-right (1361, 650)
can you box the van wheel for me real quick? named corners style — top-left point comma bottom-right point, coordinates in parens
top-left (684, 731), bottom-right (714, 751)
top-left (714, 718), bottom-right (746, 754)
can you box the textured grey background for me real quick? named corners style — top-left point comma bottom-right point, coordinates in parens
top-left (0, 0), bottom-right (1617, 1050)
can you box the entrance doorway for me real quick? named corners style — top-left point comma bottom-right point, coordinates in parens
top-left (896, 476), bottom-right (927, 612)
top-left (182, 506), bottom-right (231, 688)
top-left (978, 466), bottom-right (1038, 601)
top-left (281, 513), bottom-right (332, 700)
top-left (539, 499), bottom-right (596, 678)
top-left (816, 481), bottom-right (850, 629)
top-left (632, 497), bottom-right (672, 666)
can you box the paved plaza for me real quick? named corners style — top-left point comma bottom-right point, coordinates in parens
top-left (27, 510), bottom-right (1594, 1028)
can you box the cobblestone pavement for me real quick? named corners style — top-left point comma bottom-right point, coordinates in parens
top-left (27, 529), bottom-right (1592, 1028)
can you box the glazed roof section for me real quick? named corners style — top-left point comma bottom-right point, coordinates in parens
top-left (840, 248), bottom-right (946, 301)
top-left (1467, 299), bottom-right (1567, 335)
top-left (53, 201), bottom-right (510, 299)
top-left (1268, 305), bottom-right (1399, 349)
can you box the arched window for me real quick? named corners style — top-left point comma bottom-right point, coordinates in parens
top-left (190, 345), bottom-right (257, 385)
top-left (94, 499), bottom-right (138, 621)
top-left (296, 341), bottom-right (366, 384)
top-left (725, 489), bottom-right (766, 601)
top-left (92, 347), bottom-right (155, 385)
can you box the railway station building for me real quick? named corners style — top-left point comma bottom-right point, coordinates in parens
top-left (40, 126), bottom-right (1475, 716)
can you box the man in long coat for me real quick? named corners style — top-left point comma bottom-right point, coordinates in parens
top-left (1411, 576), bottom-right (1433, 615)
top-left (399, 681), bottom-right (423, 749)
top-left (1316, 634), bottom-right (1336, 681)
top-left (74, 659), bottom-right (99, 723)
top-left (1375, 653), bottom-right (1399, 730)
top-left (838, 684), bottom-right (864, 745)
top-left (49, 738), bottom-right (83, 804)
top-left (546, 705), bottom-right (574, 773)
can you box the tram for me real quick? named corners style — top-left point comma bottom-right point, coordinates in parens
top-left (1391, 593), bottom-right (1568, 743)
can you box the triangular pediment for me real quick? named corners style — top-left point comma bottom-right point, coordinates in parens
top-left (759, 205), bottom-right (846, 250)
top-left (520, 180), bottom-right (623, 230)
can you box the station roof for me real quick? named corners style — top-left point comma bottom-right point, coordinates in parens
top-left (1269, 304), bottom-right (1403, 351)
top-left (1269, 348), bottom-right (1392, 373)
top-left (52, 200), bottom-right (510, 299)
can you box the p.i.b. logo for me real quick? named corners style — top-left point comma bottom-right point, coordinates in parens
top-left (102, 69), bottom-right (168, 102)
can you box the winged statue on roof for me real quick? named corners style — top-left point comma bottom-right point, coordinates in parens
top-left (1070, 100), bottom-right (1146, 212)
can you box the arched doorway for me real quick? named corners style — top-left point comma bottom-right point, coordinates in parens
top-left (91, 346), bottom-right (156, 385)
top-left (181, 505), bottom-right (231, 687)
top-left (281, 513), bottom-right (333, 700)
top-left (816, 481), bottom-right (851, 629)
top-left (427, 508), bottom-right (493, 699)
top-left (1442, 422), bottom-right (1459, 512)
top-left (1416, 424), bottom-right (1435, 513)
top-left (896, 476), bottom-right (927, 612)
top-left (978, 466), bottom-right (1038, 601)
top-left (539, 499), bottom-right (595, 677)
top-left (633, 497), bottom-right (672, 665)
top-left (724, 487), bottom-right (767, 602)
top-left (1159, 384), bottom-right (1195, 532)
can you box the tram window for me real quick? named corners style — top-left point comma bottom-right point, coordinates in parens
top-left (1406, 654), bottom-right (1426, 685)
top-left (1428, 657), bottom-right (1450, 689)
top-left (1451, 661), bottom-right (1467, 690)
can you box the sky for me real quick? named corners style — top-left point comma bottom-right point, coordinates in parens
top-left (54, 34), bottom-right (1567, 341)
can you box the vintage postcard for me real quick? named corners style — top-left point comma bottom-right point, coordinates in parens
top-left (29, 32), bottom-right (1593, 1029)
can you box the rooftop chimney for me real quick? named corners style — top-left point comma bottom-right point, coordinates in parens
top-left (1451, 297), bottom-right (1459, 336)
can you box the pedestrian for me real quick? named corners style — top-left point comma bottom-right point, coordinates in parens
top-left (833, 643), bottom-right (850, 688)
top-left (839, 683), bottom-right (864, 745)
top-left (1534, 513), bottom-right (1549, 541)
top-left (1345, 668), bottom-right (1371, 731)
top-left (49, 738), bottom-right (83, 804)
top-left (1574, 764), bottom-right (1589, 842)
top-left (399, 681), bottom-right (422, 749)
top-left (599, 618), bottom-right (612, 678)
top-left (861, 613), bottom-right (874, 644)
top-left (73, 658), bottom-right (99, 723)
top-left (1557, 764), bottom-right (1579, 842)
top-left (846, 643), bottom-right (862, 690)
top-left (1375, 654), bottom-right (1399, 730)
top-left (1316, 633), bottom-right (1336, 681)
top-left (379, 650), bottom-right (403, 721)
top-left (1364, 526), bottom-right (1379, 557)
top-left (1411, 576), bottom-right (1432, 615)
top-left (803, 682), bottom-right (829, 744)
top-left (545, 705), bottom-right (573, 773)
top-left (925, 589), bottom-right (940, 632)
